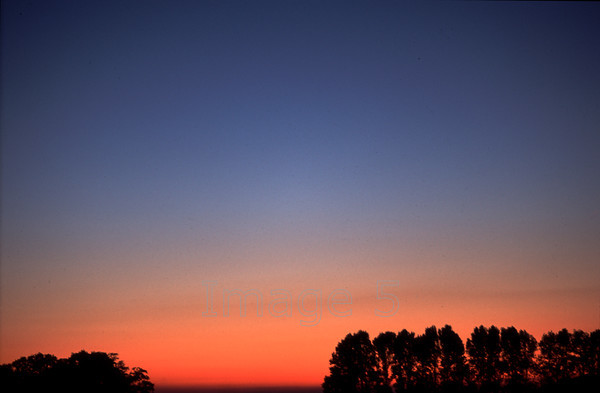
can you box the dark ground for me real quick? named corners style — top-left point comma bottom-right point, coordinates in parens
top-left (156, 387), bottom-right (322, 393)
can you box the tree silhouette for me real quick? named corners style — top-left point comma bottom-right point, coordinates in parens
top-left (374, 331), bottom-right (397, 393)
top-left (323, 331), bottom-right (382, 393)
top-left (499, 327), bottom-right (520, 383)
top-left (591, 330), bottom-right (600, 376)
top-left (324, 325), bottom-right (600, 393)
top-left (0, 351), bottom-right (153, 393)
top-left (466, 325), bottom-right (501, 389)
top-left (518, 329), bottom-right (538, 383)
top-left (392, 329), bottom-right (417, 392)
top-left (499, 327), bottom-right (537, 385)
top-left (412, 326), bottom-right (441, 391)
top-left (3, 353), bottom-right (59, 392)
top-left (569, 329), bottom-right (591, 377)
top-left (438, 324), bottom-right (468, 390)
top-left (10, 353), bottom-right (58, 376)
top-left (538, 329), bottom-right (571, 383)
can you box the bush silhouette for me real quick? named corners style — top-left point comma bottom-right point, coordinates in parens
top-left (0, 350), bottom-right (153, 393)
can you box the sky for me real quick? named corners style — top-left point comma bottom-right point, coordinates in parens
top-left (2, 0), bottom-right (600, 388)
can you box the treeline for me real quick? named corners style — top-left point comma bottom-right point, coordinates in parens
top-left (0, 350), bottom-right (154, 393)
top-left (323, 325), bottom-right (600, 393)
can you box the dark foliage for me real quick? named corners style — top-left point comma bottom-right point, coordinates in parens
top-left (322, 331), bottom-right (383, 393)
top-left (439, 325), bottom-right (468, 389)
top-left (0, 350), bottom-right (154, 393)
top-left (323, 326), bottom-right (600, 393)
top-left (374, 331), bottom-right (397, 392)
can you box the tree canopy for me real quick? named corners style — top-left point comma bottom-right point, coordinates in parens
top-left (0, 350), bottom-right (154, 393)
top-left (323, 325), bottom-right (600, 393)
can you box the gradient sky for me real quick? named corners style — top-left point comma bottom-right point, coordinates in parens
top-left (2, 0), bottom-right (600, 388)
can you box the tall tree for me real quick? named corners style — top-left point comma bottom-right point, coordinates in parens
top-left (591, 329), bottom-right (600, 376)
top-left (570, 330), bottom-right (591, 377)
top-left (438, 325), bottom-right (468, 389)
top-left (373, 331), bottom-right (397, 392)
top-left (499, 327), bottom-right (536, 384)
top-left (538, 329), bottom-right (571, 383)
top-left (323, 331), bottom-right (381, 393)
top-left (517, 329), bottom-right (538, 382)
top-left (500, 326), bottom-right (520, 383)
top-left (466, 325), bottom-right (501, 388)
top-left (413, 326), bottom-right (441, 390)
top-left (392, 329), bottom-right (416, 393)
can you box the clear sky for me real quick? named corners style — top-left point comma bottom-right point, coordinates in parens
top-left (2, 0), bottom-right (600, 388)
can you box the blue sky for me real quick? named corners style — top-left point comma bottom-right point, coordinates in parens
top-left (5, 1), bottom-right (599, 251)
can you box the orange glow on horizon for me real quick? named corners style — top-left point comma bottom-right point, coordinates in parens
top-left (2, 279), bottom-right (598, 387)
